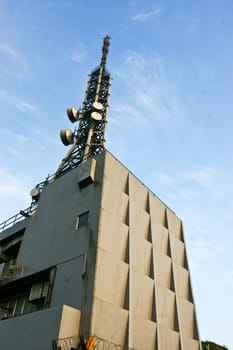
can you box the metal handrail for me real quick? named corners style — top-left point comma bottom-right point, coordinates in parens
top-left (0, 202), bottom-right (38, 233)
top-left (0, 156), bottom-right (90, 235)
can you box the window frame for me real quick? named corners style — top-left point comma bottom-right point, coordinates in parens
top-left (75, 211), bottom-right (89, 230)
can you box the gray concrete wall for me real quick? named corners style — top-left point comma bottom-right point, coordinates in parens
top-left (0, 305), bottom-right (81, 350)
top-left (14, 156), bottom-right (104, 312)
top-left (18, 161), bottom-right (101, 274)
top-left (0, 306), bottom-right (63, 350)
top-left (0, 154), bottom-right (106, 347)
top-left (51, 255), bottom-right (84, 309)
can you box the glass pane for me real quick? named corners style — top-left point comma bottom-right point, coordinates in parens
top-left (14, 296), bottom-right (25, 316)
top-left (78, 212), bottom-right (89, 228)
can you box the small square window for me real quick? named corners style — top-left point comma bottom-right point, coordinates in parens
top-left (76, 212), bottom-right (89, 230)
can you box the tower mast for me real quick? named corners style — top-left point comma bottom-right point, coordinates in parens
top-left (54, 35), bottom-right (111, 179)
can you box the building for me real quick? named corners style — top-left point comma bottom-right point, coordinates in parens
top-left (0, 38), bottom-right (202, 350)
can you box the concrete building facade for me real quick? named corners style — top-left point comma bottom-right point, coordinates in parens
top-left (0, 151), bottom-right (201, 350)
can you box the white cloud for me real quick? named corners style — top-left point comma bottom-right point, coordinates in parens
top-left (111, 51), bottom-right (185, 132)
top-left (108, 50), bottom-right (188, 164)
top-left (154, 173), bottom-right (175, 187)
top-left (0, 88), bottom-right (38, 114)
top-left (14, 98), bottom-right (37, 114)
top-left (181, 166), bottom-right (226, 198)
top-left (185, 166), bottom-right (220, 187)
top-left (0, 43), bottom-right (26, 66)
top-left (188, 236), bottom-right (223, 270)
top-left (0, 168), bottom-right (33, 222)
top-left (0, 169), bottom-right (27, 195)
top-left (69, 51), bottom-right (85, 63)
top-left (131, 6), bottom-right (162, 22)
top-left (151, 165), bottom-right (227, 198)
top-left (0, 42), bottom-right (30, 82)
top-left (0, 129), bottom-right (28, 146)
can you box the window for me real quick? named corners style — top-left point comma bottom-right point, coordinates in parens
top-left (0, 286), bottom-right (50, 320)
top-left (0, 294), bottom-right (31, 319)
top-left (0, 268), bottom-right (55, 320)
top-left (0, 233), bottom-right (23, 283)
top-left (76, 211), bottom-right (89, 230)
top-left (29, 280), bottom-right (49, 303)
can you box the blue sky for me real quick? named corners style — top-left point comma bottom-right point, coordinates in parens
top-left (0, 0), bottom-right (232, 348)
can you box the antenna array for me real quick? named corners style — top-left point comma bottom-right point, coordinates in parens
top-left (54, 35), bottom-right (111, 179)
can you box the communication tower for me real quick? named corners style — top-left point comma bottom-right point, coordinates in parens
top-left (55, 35), bottom-right (111, 178)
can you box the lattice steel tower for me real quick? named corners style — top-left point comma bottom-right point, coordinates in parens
top-left (29, 36), bottom-right (111, 202)
top-left (54, 35), bottom-right (111, 178)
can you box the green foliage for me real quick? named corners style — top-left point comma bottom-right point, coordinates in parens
top-left (202, 341), bottom-right (229, 350)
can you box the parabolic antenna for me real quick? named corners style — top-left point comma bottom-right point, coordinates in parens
top-left (30, 187), bottom-right (40, 201)
top-left (67, 108), bottom-right (79, 123)
top-left (93, 101), bottom-right (103, 111)
top-left (91, 111), bottom-right (102, 121)
top-left (60, 129), bottom-right (74, 146)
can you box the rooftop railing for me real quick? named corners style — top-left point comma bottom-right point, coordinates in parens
top-left (0, 202), bottom-right (38, 233)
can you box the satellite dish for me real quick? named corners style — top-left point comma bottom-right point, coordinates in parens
top-left (66, 108), bottom-right (79, 123)
top-left (93, 102), bottom-right (103, 111)
top-left (91, 111), bottom-right (102, 121)
top-left (60, 129), bottom-right (74, 146)
top-left (30, 187), bottom-right (40, 201)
